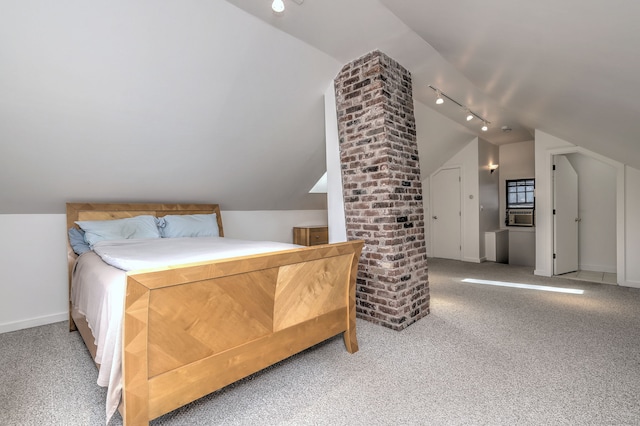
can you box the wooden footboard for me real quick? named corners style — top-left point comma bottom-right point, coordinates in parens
top-left (122, 240), bottom-right (362, 425)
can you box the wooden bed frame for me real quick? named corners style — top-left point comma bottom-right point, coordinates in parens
top-left (66, 203), bottom-right (363, 425)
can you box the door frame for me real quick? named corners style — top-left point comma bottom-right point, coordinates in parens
top-left (553, 154), bottom-right (579, 275)
top-left (543, 146), bottom-right (625, 284)
top-left (429, 165), bottom-right (464, 260)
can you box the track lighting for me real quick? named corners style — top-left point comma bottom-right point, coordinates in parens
top-left (428, 85), bottom-right (490, 132)
top-left (272, 0), bottom-right (285, 13)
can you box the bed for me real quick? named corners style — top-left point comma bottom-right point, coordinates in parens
top-left (66, 202), bottom-right (363, 425)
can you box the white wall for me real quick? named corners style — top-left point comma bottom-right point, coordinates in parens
top-left (413, 97), bottom-right (476, 257)
top-left (534, 130), bottom-right (575, 277)
top-left (0, 1), bottom-right (337, 214)
top-left (0, 215), bottom-right (69, 334)
top-left (414, 99), bottom-right (476, 178)
top-left (220, 210), bottom-right (328, 242)
top-left (625, 166), bottom-right (640, 287)
top-left (324, 84), bottom-right (347, 243)
top-left (499, 140), bottom-right (535, 227)
top-left (534, 129), bottom-right (639, 288)
top-left (566, 153), bottom-right (617, 273)
top-left (0, 210), bottom-right (327, 334)
top-left (498, 140), bottom-right (536, 267)
top-left (421, 177), bottom-right (431, 256)
top-left (478, 138), bottom-right (500, 260)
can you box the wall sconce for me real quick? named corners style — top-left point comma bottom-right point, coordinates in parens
top-left (489, 164), bottom-right (499, 174)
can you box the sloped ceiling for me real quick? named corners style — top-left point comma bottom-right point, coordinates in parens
top-left (228, 0), bottom-right (640, 169)
top-left (3, 1), bottom-right (639, 213)
top-left (0, 1), bottom-right (339, 213)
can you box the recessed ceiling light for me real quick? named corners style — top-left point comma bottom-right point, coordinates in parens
top-left (272, 0), bottom-right (285, 13)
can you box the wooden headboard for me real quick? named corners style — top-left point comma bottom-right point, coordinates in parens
top-left (65, 202), bottom-right (223, 329)
top-left (66, 202), bottom-right (224, 263)
top-left (66, 203), bottom-right (223, 237)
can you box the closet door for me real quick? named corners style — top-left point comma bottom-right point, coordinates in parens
top-left (431, 167), bottom-right (462, 260)
top-left (553, 155), bottom-right (579, 275)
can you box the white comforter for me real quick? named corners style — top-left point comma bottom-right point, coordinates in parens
top-left (71, 237), bottom-right (301, 424)
top-left (92, 236), bottom-right (301, 271)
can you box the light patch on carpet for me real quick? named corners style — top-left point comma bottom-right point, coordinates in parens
top-left (462, 278), bottom-right (584, 294)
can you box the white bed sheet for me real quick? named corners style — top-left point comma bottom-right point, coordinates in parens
top-left (71, 251), bottom-right (125, 424)
top-left (92, 236), bottom-right (301, 271)
top-left (71, 237), bottom-right (301, 424)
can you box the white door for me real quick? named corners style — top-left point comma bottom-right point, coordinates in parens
top-left (553, 155), bottom-right (579, 274)
top-left (431, 167), bottom-right (461, 260)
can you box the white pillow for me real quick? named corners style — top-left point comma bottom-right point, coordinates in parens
top-left (158, 213), bottom-right (220, 238)
top-left (76, 215), bottom-right (161, 246)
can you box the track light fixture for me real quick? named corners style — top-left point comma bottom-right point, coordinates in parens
top-left (428, 85), bottom-right (490, 132)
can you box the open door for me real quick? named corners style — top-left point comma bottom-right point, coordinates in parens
top-left (553, 155), bottom-right (579, 274)
top-left (431, 167), bottom-right (462, 260)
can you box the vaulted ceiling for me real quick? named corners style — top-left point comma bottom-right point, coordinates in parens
top-left (1, 1), bottom-right (338, 213)
top-left (2, 1), bottom-right (638, 214)
top-left (228, 0), bottom-right (640, 169)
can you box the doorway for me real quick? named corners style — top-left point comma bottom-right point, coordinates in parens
top-left (553, 153), bottom-right (617, 283)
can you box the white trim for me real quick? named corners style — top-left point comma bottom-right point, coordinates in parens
top-left (622, 279), bottom-right (640, 289)
top-left (579, 264), bottom-right (617, 274)
top-left (534, 268), bottom-right (552, 277)
top-left (0, 312), bottom-right (67, 334)
top-left (430, 165), bottom-right (463, 261)
top-left (545, 146), bottom-right (626, 285)
top-left (324, 83), bottom-right (347, 243)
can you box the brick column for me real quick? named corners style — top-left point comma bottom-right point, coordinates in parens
top-left (334, 50), bottom-right (429, 331)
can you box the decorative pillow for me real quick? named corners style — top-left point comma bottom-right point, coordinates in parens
top-left (158, 213), bottom-right (220, 238)
top-left (75, 215), bottom-right (161, 246)
top-left (68, 227), bottom-right (91, 255)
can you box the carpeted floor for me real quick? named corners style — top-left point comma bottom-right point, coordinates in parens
top-left (2, 258), bottom-right (640, 425)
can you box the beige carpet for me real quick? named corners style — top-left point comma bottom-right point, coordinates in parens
top-left (2, 258), bottom-right (639, 425)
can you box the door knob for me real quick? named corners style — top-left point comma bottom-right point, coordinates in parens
top-left (433, 216), bottom-right (438, 220)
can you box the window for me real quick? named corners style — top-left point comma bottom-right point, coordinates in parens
top-left (506, 179), bottom-right (535, 209)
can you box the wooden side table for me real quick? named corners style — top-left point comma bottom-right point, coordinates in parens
top-left (293, 225), bottom-right (329, 246)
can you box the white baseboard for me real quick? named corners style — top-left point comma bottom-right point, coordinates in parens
top-left (0, 312), bottom-right (67, 334)
top-left (534, 269), bottom-right (552, 277)
top-left (579, 264), bottom-right (617, 274)
top-left (620, 279), bottom-right (640, 289)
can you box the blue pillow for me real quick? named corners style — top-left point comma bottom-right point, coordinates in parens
top-left (158, 213), bottom-right (219, 238)
top-left (68, 227), bottom-right (91, 255)
top-left (76, 215), bottom-right (161, 246)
